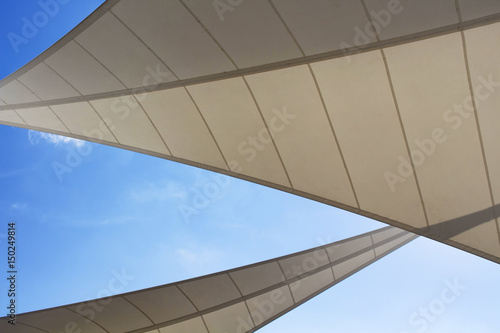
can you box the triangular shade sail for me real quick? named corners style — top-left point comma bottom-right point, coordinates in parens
top-left (0, 226), bottom-right (416, 332)
top-left (0, 0), bottom-right (499, 263)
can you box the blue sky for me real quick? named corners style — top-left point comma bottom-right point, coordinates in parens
top-left (1, 1), bottom-right (499, 332)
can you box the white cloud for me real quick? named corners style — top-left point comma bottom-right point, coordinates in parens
top-left (175, 246), bottom-right (225, 274)
top-left (10, 202), bottom-right (27, 210)
top-left (65, 216), bottom-right (137, 227)
top-left (28, 130), bottom-right (85, 148)
top-left (0, 168), bottom-right (29, 179)
top-left (129, 181), bottom-right (188, 202)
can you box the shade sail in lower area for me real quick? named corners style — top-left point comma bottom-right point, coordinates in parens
top-left (0, 0), bottom-right (499, 264)
top-left (0, 226), bottom-right (417, 333)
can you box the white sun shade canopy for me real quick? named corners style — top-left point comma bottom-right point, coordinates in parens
top-left (1, 0), bottom-right (499, 263)
top-left (0, 227), bottom-right (417, 333)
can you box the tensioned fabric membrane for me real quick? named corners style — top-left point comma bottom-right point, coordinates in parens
top-left (0, 0), bottom-right (499, 263)
top-left (0, 227), bottom-right (417, 333)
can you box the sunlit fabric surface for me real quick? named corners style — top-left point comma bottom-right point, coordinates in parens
top-left (0, 226), bottom-right (416, 332)
top-left (0, 1), bottom-right (499, 262)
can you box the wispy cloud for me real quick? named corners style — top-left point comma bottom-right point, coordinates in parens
top-left (0, 168), bottom-right (30, 179)
top-left (129, 181), bottom-right (187, 202)
top-left (175, 246), bottom-right (225, 274)
top-left (10, 202), bottom-right (27, 210)
top-left (59, 216), bottom-right (137, 227)
top-left (28, 130), bottom-right (85, 147)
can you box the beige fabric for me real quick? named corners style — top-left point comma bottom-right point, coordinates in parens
top-left (1, 0), bottom-right (499, 263)
top-left (0, 227), bottom-right (416, 333)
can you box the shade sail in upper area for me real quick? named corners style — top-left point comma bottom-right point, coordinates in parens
top-left (0, 0), bottom-right (499, 263)
top-left (0, 226), bottom-right (417, 332)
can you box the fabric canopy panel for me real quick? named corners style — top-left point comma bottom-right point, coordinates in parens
top-left (0, 226), bottom-right (417, 333)
top-left (1, 0), bottom-right (499, 263)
